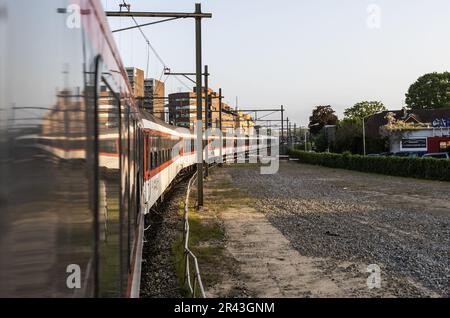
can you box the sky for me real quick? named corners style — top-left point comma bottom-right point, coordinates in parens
top-left (103, 0), bottom-right (450, 126)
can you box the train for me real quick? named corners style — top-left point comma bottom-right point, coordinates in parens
top-left (0, 0), bottom-right (273, 297)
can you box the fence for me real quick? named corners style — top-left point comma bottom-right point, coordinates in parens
top-left (182, 171), bottom-right (206, 298)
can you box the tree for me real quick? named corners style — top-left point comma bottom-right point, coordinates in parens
top-left (313, 128), bottom-right (329, 152)
top-left (344, 101), bottom-right (386, 120)
top-left (334, 119), bottom-right (363, 154)
top-left (405, 72), bottom-right (450, 109)
top-left (333, 118), bottom-right (388, 155)
top-left (308, 105), bottom-right (338, 135)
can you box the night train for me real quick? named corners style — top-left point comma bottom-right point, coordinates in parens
top-left (0, 0), bottom-right (273, 297)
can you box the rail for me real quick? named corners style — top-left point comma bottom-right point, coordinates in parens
top-left (182, 171), bottom-right (206, 298)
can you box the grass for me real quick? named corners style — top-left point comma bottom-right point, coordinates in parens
top-left (172, 203), bottom-right (226, 297)
top-left (171, 167), bottom-right (256, 297)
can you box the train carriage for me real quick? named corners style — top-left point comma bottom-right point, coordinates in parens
top-left (0, 0), bottom-right (274, 298)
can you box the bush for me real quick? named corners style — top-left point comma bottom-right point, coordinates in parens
top-left (287, 149), bottom-right (450, 181)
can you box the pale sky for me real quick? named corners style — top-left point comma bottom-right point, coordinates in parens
top-left (103, 0), bottom-right (450, 126)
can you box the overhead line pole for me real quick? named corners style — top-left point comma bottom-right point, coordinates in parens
top-left (294, 123), bottom-right (296, 143)
top-left (219, 88), bottom-right (223, 164)
top-left (195, 3), bottom-right (204, 207)
top-left (106, 3), bottom-right (212, 208)
top-left (204, 65), bottom-right (209, 177)
top-left (204, 65), bottom-right (209, 130)
top-left (281, 105), bottom-right (284, 142)
top-left (287, 117), bottom-right (290, 147)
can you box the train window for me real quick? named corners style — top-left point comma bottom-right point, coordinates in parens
top-left (150, 152), bottom-right (153, 170)
top-left (150, 149), bottom-right (154, 170)
top-left (151, 136), bottom-right (155, 169)
top-left (158, 137), bottom-right (162, 166)
top-left (99, 140), bottom-right (118, 154)
top-left (147, 136), bottom-right (151, 172)
top-left (143, 137), bottom-right (147, 173)
top-left (155, 150), bottom-right (159, 167)
top-left (146, 135), bottom-right (153, 172)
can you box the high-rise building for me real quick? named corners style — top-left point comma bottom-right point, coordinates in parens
top-left (144, 78), bottom-right (165, 121)
top-left (168, 88), bottom-right (255, 133)
top-left (220, 102), bottom-right (238, 132)
top-left (125, 67), bottom-right (144, 99)
top-left (168, 91), bottom-right (197, 130)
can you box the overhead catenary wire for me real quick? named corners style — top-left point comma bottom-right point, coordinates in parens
top-left (112, 17), bottom-right (182, 33)
top-left (120, 0), bottom-right (192, 89)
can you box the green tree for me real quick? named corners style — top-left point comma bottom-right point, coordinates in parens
top-left (405, 72), bottom-right (450, 109)
top-left (308, 105), bottom-right (338, 135)
top-left (344, 101), bottom-right (387, 120)
top-left (333, 119), bottom-right (388, 155)
top-left (334, 119), bottom-right (363, 154)
top-left (313, 128), bottom-right (329, 152)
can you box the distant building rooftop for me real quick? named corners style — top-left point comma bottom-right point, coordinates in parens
top-left (366, 108), bottom-right (450, 138)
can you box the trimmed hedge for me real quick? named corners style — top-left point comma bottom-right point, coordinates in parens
top-left (287, 149), bottom-right (450, 182)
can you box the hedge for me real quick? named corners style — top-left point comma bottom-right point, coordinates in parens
top-left (287, 149), bottom-right (450, 182)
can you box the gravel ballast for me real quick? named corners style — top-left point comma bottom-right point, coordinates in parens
top-left (139, 178), bottom-right (187, 298)
top-left (226, 162), bottom-right (450, 297)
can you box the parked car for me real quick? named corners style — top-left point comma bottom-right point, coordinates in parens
top-left (367, 152), bottom-right (393, 157)
top-left (422, 152), bottom-right (450, 159)
top-left (393, 151), bottom-right (426, 158)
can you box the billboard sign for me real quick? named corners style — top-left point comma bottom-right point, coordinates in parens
top-left (401, 138), bottom-right (427, 151)
top-left (432, 118), bottom-right (450, 128)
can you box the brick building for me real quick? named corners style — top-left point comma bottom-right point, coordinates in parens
top-left (168, 88), bottom-right (255, 133)
top-left (143, 78), bottom-right (165, 121)
top-left (125, 67), bottom-right (144, 98)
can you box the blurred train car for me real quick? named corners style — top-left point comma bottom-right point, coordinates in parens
top-left (0, 0), bottom-right (274, 297)
top-left (0, 0), bottom-right (142, 297)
